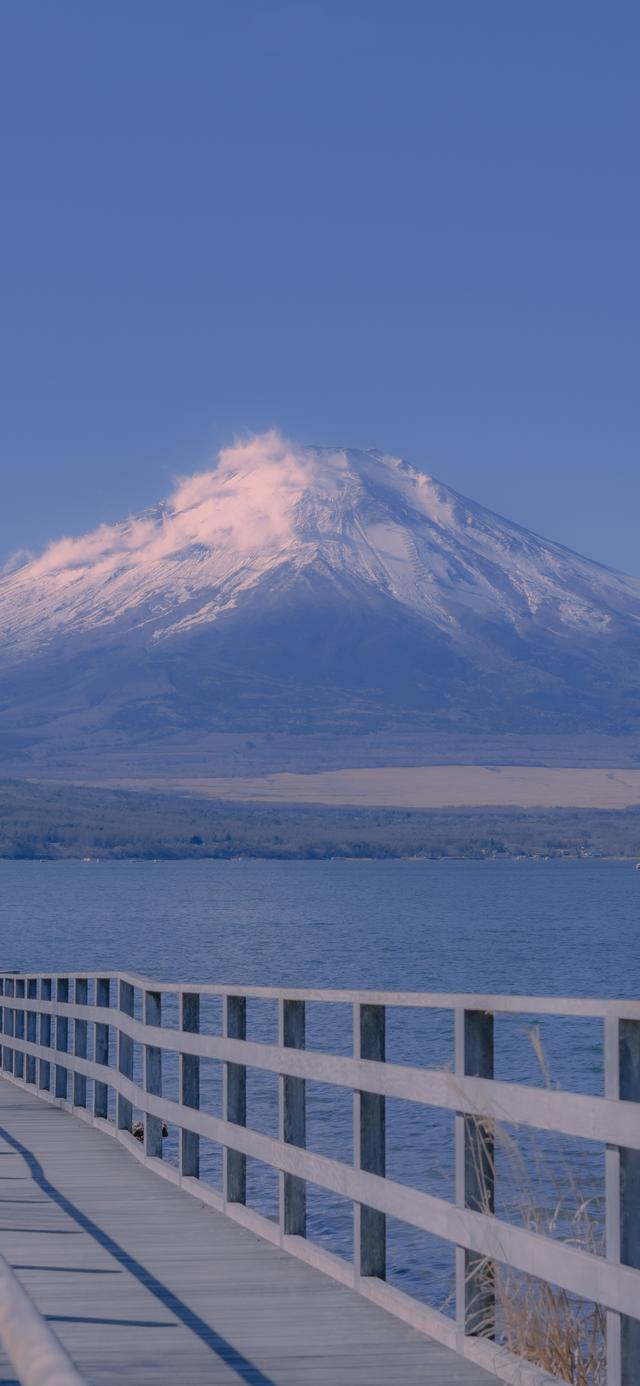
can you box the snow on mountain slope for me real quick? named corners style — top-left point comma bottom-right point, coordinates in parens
top-left (1, 429), bottom-right (639, 665)
top-left (2, 429), bottom-right (640, 767)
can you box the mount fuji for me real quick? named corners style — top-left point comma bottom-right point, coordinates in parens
top-left (1, 430), bottom-right (640, 774)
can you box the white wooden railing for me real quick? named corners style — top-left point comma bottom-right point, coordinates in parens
top-left (0, 974), bottom-right (639, 1386)
top-left (0, 1252), bottom-right (86, 1386)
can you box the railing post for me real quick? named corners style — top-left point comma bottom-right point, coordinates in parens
top-left (223, 995), bottom-right (246, 1205)
top-left (54, 978), bottom-right (69, 1100)
top-left (93, 978), bottom-right (110, 1118)
top-left (278, 999), bottom-right (306, 1239)
top-left (180, 992), bottom-right (200, 1179)
top-left (144, 989), bottom-right (163, 1158)
top-left (117, 980), bottom-right (134, 1132)
top-left (26, 979), bottom-right (37, 1084)
top-left (606, 1015), bottom-right (640, 1386)
top-left (38, 979), bottom-right (52, 1091)
top-left (73, 978), bottom-right (88, 1108)
top-left (455, 1007), bottom-right (495, 1341)
top-left (14, 980), bottom-right (25, 1080)
top-left (620, 1019), bottom-right (640, 1382)
top-left (2, 979), bottom-right (14, 1074)
top-left (353, 1002), bottom-right (386, 1282)
top-left (606, 1015), bottom-right (622, 1386)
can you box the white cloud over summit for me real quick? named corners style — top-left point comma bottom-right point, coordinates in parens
top-left (25, 430), bottom-right (334, 581)
top-left (2, 547), bottom-right (34, 576)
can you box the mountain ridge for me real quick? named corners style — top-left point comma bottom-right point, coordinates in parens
top-left (1, 430), bottom-right (639, 771)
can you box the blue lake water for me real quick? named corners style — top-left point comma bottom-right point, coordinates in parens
top-left (2, 857), bottom-right (637, 995)
top-left (1, 858), bottom-right (638, 1310)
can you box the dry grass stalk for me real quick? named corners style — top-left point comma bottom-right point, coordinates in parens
top-left (457, 1028), bottom-right (606, 1384)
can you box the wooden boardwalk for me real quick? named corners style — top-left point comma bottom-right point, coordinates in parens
top-left (0, 1078), bottom-right (494, 1386)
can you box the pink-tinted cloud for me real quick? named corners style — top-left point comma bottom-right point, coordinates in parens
top-left (2, 548), bottom-right (34, 575)
top-left (24, 430), bottom-right (342, 582)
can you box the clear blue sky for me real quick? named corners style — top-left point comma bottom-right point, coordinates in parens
top-left (1, 1), bottom-right (639, 572)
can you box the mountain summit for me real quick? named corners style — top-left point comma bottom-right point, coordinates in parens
top-left (1, 430), bottom-right (639, 769)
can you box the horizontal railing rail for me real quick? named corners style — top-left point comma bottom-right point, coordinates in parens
top-left (0, 1251), bottom-right (86, 1386)
top-left (1, 972), bottom-right (638, 1386)
top-left (3, 996), bottom-right (640, 1151)
top-left (3, 971), bottom-right (640, 1015)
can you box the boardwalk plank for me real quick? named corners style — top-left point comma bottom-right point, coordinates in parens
top-left (0, 1078), bottom-right (495, 1384)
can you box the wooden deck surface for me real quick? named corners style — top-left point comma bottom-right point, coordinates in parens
top-left (0, 1077), bottom-right (496, 1385)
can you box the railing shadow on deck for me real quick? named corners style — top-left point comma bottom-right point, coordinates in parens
top-left (0, 1120), bottom-right (282, 1386)
top-left (1, 972), bottom-right (639, 1386)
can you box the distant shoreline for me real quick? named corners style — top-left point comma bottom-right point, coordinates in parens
top-left (2, 848), bottom-right (637, 859)
top-left (2, 776), bottom-right (640, 863)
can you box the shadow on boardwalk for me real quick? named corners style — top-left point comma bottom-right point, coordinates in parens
top-left (0, 1083), bottom-right (494, 1384)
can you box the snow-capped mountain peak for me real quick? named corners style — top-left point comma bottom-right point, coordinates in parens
top-left (1, 430), bottom-right (640, 760)
top-left (1, 429), bottom-right (638, 662)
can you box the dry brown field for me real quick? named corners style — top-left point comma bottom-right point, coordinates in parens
top-left (84, 765), bottom-right (640, 810)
